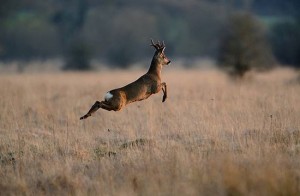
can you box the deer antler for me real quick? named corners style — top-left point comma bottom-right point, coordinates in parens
top-left (150, 39), bottom-right (165, 51)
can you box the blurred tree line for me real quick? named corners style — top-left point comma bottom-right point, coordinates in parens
top-left (0, 0), bottom-right (299, 70)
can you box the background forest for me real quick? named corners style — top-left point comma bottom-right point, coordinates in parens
top-left (0, 0), bottom-right (299, 70)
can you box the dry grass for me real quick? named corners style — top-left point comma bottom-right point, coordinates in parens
top-left (0, 68), bottom-right (300, 195)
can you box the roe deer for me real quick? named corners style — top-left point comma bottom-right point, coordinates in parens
top-left (80, 40), bottom-right (171, 120)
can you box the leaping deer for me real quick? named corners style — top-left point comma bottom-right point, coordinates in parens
top-left (80, 40), bottom-right (171, 120)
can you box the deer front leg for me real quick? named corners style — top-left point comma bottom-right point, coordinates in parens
top-left (80, 101), bottom-right (101, 120)
top-left (161, 82), bottom-right (167, 102)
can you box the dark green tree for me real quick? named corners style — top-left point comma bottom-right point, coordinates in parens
top-left (218, 12), bottom-right (274, 78)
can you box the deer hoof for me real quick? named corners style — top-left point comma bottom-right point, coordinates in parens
top-left (80, 114), bottom-right (89, 120)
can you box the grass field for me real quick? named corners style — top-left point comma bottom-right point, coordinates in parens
top-left (0, 68), bottom-right (300, 195)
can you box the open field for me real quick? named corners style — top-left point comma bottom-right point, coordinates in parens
top-left (0, 68), bottom-right (300, 195)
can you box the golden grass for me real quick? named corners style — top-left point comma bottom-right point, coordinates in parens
top-left (0, 68), bottom-right (300, 195)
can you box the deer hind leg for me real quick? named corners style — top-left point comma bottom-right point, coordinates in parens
top-left (100, 101), bottom-right (117, 111)
top-left (161, 82), bottom-right (167, 102)
top-left (80, 101), bottom-right (102, 120)
top-left (80, 101), bottom-right (120, 120)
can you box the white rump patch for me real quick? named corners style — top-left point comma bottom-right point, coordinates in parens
top-left (104, 92), bottom-right (113, 101)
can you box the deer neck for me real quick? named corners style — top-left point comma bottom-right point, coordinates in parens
top-left (147, 59), bottom-right (163, 77)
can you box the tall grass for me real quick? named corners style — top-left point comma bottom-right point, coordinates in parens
top-left (0, 68), bottom-right (299, 195)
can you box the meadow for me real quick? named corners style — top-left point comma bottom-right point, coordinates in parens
top-left (0, 68), bottom-right (299, 195)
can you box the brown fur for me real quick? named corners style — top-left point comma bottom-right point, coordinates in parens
top-left (80, 40), bottom-right (170, 120)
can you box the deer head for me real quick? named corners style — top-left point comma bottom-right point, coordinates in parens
top-left (150, 39), bottom-right (171, 66)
